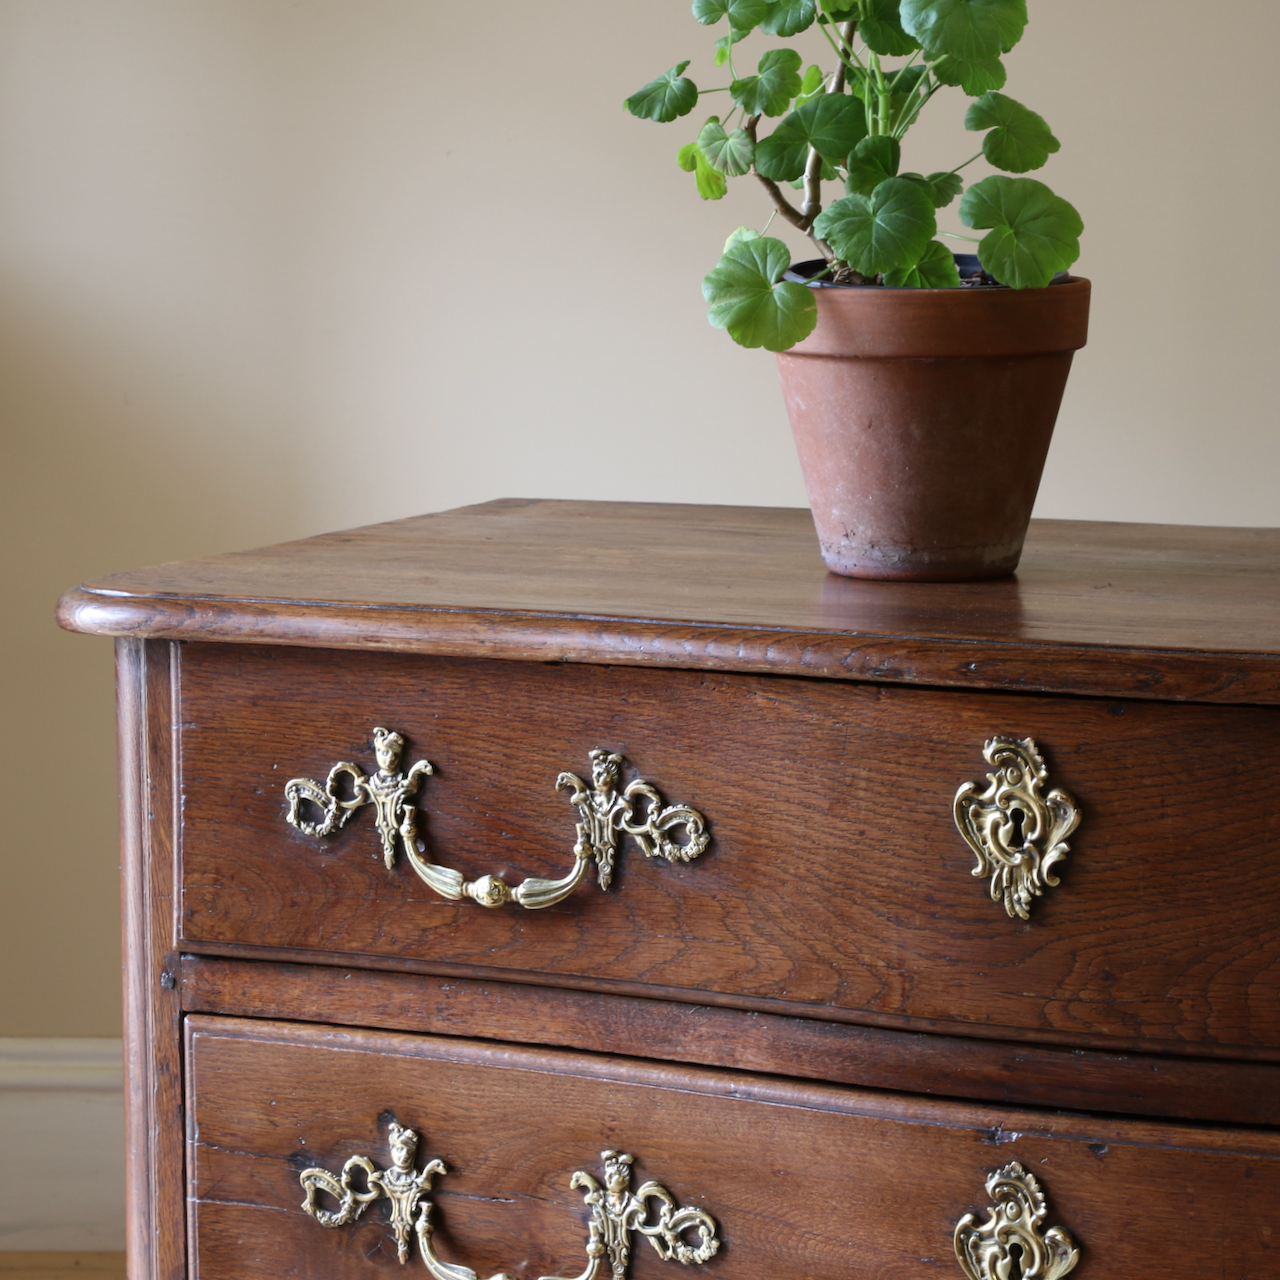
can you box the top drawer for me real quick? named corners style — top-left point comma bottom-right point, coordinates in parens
top-left (176, 643), bottom-right (1280, 1057)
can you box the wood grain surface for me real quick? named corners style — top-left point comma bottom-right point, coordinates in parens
top-left (180, 956), bottom-right (1280, 1126)
top-left (176, 644), bottom-right (1280, 1057)
top-left (185, 1016), bottom-right (1280, 1280)
top-left (57, 500), bottom-right (1280, 705)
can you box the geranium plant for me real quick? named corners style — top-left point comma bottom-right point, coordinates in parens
top-left (625, 0), bottom-right (1082, 351)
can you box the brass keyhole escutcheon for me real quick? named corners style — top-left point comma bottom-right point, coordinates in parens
top-left (953, 737), bottom-right (1081, 920)
top-left (954, 1161), bottom-right (1079, 1279)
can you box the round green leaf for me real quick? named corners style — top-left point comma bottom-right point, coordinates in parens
top-left (702, 236), bottom-right (818, 351)
top-left (699, 119), bottom-right (756, 175)
top-left (818, 0), bottom-right (858, 20)
top-left (901, 0), bottom-right (1027, 60)
top-left (694, 145), bottom-right (729, 199)
top-left (930, 51), bottom-right (1006, 94)
top-left (693, 0), bottom-right (770, 31)
top-left (899, 169), bottom-right (965, 208)
top-left (883, 239), bottom-right (963, 287)
top-left (760, 0), bottom-right (817, 36)
top-left (860, 0), bottom-right (921, 55)
top-left (846, 136), bottom-right (901, 197)
top-left (795, 63), bottom-right (826, 107)
top-left (959, 174), bottom-right (1082, 288)
top-left (731, 48), bottom-right (803, 118)
top-left (813, 177), bottom-right (937, 275)
top-left (925, 170), bottom-right (964, 207)
top-left (724, 226), bottom-right (763, 251)
top-left (965, 92), bottom-right (1060, 173)
top-left (755, 94), bottom-right (869, 181)
top-left (625, 63), bottom-right (698, 122)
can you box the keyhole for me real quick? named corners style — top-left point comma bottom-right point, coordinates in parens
top-left (1008, 1242), bottom-right (1025, 1280)
top-left (1009, 807), bottom-right (1026, 848)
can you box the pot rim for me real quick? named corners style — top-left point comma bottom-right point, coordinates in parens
top-left (783, 254), bottom-right (1074, 291)
top-left (781, 275), bottom-right (1091, 360)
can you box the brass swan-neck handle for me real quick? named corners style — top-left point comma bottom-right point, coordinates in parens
top-left (300, 1123), bottom-right (720, 1279)
top-left (285, 734), bottom-right (710, 910)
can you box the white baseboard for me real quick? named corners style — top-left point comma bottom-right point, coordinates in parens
top-left (0, 1040), bottom-right (125, 1250)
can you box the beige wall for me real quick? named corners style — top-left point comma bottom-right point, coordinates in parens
top-left (3, 1), bottom-right (1278, 1036)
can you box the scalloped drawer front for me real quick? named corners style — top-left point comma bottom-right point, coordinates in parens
top-left (177, 642), bottom-right (1280, 1056)
top-left (186, 1016), bottom-right (1280, 1280)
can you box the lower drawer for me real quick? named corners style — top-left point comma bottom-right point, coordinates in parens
top-left (186, 1016), bottom-right (1280, 1279)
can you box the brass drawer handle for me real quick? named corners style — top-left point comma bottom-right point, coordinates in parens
top-left (285, 729), bottom-right (710, 909)
top-left (953, 737), bottom-right (1081, 919)
top-left (300, 1121), bottom-right (721, 1279)
top-left (954, 1161), bottom-right (1079, 1279)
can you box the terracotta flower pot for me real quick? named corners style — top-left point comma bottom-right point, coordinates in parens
top-left (776, 277), bottom-right (1091, 581)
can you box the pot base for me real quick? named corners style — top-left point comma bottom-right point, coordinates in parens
top-left (816, 537), bottom-right (1023, 582)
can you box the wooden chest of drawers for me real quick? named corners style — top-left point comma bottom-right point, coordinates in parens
top-left (59, 500), bottom-right (1280, 1279)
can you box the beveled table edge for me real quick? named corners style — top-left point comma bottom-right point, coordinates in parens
top-left (57, 585), bottom-right (1280, 705)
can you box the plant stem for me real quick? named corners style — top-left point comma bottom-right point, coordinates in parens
top-left (870, 53), bottom-right (891, 136)
top-left (817, 21), bottom-right (873, 134)
top-left (949, 151), bottom-right (984, 173)
top-left (800, 154), bottom-right (824, 221)
top-left (886, 53), bottom-right (921, 92)
top-left (746, 115), bottom-right (815, 236)
top-left (832, 24), bottom-right (853, 95)
top-left (941, 231), bottom-right (981, 241)
top-left (883, 55), bottom-right (921, 132)
top-left (800, 21), bottom-right (855, 224)
top-left (817, 15), bottom-right (863, 81)
top-left (891, 78), bottom-right (937, 137)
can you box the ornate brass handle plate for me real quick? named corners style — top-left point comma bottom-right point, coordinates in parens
top-left (954, 1161), bottom-right (1079, 1279)
top-left (299, 1121), bottom-right (721, 1279)
top-left (953, 737), bottom-right (1081, 919)
top-left (285, 729), bottom-right (710, 909)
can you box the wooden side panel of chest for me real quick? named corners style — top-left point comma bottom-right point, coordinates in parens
top-left (117, 640), bottom-right (185, 1280)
